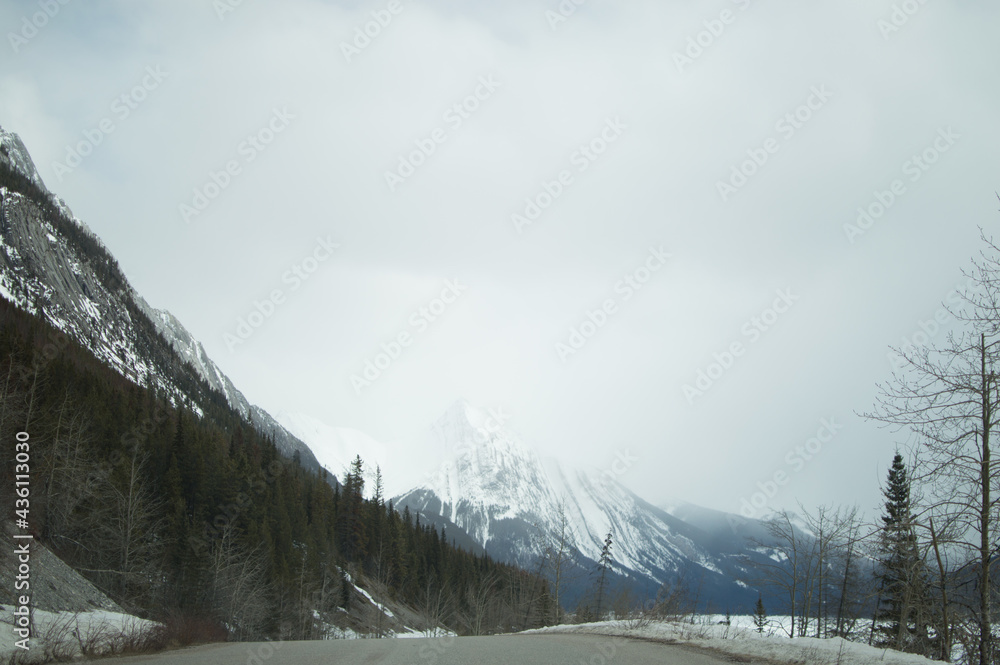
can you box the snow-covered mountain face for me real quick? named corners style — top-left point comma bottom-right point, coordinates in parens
top-left (1, 128), bottom-right (46, 190)
top-left (395, 400), bottom-right (790, 611)
top-left (276, 411), bottom-right (391, 483)
top-left (0, 125), bottom-right (318, 469)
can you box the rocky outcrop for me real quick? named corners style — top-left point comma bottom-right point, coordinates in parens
top-left (0, 529), bottom-right (121, 613)
top-left (0, 125), bottom-right (321, 471)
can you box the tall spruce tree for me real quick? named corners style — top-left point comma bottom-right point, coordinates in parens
top-left (753, 595), bottom-right (768, 634)
top-left (875, 453), bottom-right (929, 652)
top-left (337, 456), bottom-right (367, 561)
top-left (593, 529), bottom-right (613, 619)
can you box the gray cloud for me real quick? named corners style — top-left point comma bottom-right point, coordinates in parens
top-left (2, 0), bottom-right (998, 511)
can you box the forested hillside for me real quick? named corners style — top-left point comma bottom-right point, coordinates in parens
top-left (0, 294), bottom-right (553, 638)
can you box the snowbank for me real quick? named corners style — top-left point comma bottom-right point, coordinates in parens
top-left (0, 608), bottom-right (161, 663)
top-left (525, 618), bottom-right (940, 665)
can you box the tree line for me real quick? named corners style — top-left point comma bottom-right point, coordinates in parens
top-left (0, 295), bottom-right (552, 639)
top-left (742, 228), bottom-right (1000, 665)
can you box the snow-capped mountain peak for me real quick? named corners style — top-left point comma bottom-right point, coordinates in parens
top-left (422, 400), bottom-right (561, 537)
top-left (395, 399), bottom-right (777, 609)
top-left (275, 411), bottom-right (390, 481)
top-left (0, 127), bottom-right (46, 191)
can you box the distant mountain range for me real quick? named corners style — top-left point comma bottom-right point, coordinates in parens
top-left (385, 400), bottom-right (791, 611)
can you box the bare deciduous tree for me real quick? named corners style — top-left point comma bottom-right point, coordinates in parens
top-left (37, 393), bottom-right (95, 545)
top-left (418, 574), bottom-right (452, 636)
top-left (368, 539), bottom-right (394, 638)
top-left (547, 500), bottom-right (572, 622)
top-left (802, 504), bottom-right (863, 639)
top-left (864, 232), bottom-right (1000, 665)
top-left (464, 572), bottom-right (500, 636)
top-left (751, 511), bottom-right (808, 638)
top-left (99, 447), bottom-right (164, 607)
top-left (206, 522), bottom-right (272, 641)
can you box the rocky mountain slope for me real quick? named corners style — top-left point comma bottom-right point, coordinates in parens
top-left (394, 400), bottom-right (795, 611)
top-left (0, 125), bottom-right (319, 470)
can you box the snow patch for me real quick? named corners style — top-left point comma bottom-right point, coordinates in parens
top-left (0, 608), bottom-right (160, 661)
top-left (525, 619), bottom-right (941, 665)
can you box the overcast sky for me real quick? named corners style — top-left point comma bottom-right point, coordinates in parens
top-left (2, 0), bottom-right (999, 519)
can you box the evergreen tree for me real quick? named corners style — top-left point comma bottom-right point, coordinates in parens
top-left (753, 595), bottom-right (767, 634)
top-left (593, 529), bottom-right (613, 619)
top-left (875, 453), bottom-right (929, 652)
top-left (339, 568), bottom-right (351, 610)
top-left (338, 456), bottom-right (367, 561)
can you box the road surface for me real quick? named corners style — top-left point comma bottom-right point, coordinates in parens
top-left (109, 633), bottom-right (735, 665)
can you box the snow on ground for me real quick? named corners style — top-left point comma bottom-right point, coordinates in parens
top-left (325, 568), bottom-right (443, 638)
top-left (0, 608), bottom-right (160, 662)
top-left (525, 618), bottom-right (940, 665)
top-left (351, 582), bottom-right (387, 614)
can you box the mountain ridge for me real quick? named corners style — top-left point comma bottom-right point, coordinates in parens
top-left (0, 125), bottom-right (321, 471)
top-left (0, 124), bottom-right (793, 615)
top-left (392, 398), bottom-right (786, 611)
